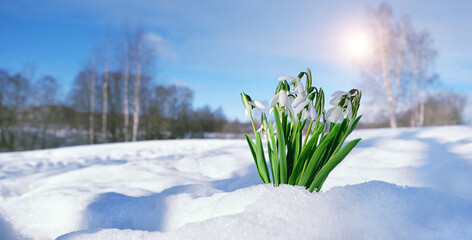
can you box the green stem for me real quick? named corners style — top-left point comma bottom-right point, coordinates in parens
top-left (249, 111), bottom-right (257, 136)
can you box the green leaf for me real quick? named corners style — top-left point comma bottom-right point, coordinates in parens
top-left (309, 138), bottom-right (362, 192)
top-left (326, 119), bottom-right (349, 158)
top-left (268, 121), bottom-right (279, 186)
top-left (244, 134), bottom-right (259, 172)
top-left (298, 124), bottom-right (340, 187)
top-left (347, 115), bottom-right (362, 136)
top-left (288, 123), bottom-right (324, 184)
top-left (255, 132), bottom-right (271, 183)
top-left (274, 106), bottom-right (287, 184)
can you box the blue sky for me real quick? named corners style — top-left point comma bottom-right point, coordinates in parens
top-left (1, 0), bottom-right (471, 122)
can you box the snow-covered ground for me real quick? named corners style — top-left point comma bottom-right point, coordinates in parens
top-left (1, 126), bottom-right (472, 240)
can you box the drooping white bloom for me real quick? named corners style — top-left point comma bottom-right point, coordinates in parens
top-left (294, 100), bottom-right (317, 121)
top-left (326, 90), bottom-right (355, 122)
top-left (294, 100), bottom-right (310, 115)
top-left (253, 100), bottom-right (266, 110)
top-left (344, 100), bottom-right (353, 120)
top-left (326, 105), bottom-right (344, 123)
top-left (270, 91), bottom-right (289, 111)
top-left (329, 91), bottom-right (347, 106)
top-left (286, 95), bottom-right (295, 109)
top-left (279, 91), bottom-right (288, 106)
top-left (278, 75), bottom-right (299, 81)
top-left (257, 114), bottom-right (269, 134)
top-left (294, 83), bottom-right (305, 95)
top-left (309, 102), bottom-right (317, 120)
top-left (291, 94), bottom-right (307, 108)
top-left (241, 92), bottom-right (266, 117)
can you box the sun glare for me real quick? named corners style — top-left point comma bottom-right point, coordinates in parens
top-left (347, 32), bottom-right (372, 61)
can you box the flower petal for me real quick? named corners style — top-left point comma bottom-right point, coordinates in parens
top-left (309, 102), bottom-right (317, 120)
top-left (329, 95), bottom-right (342, 106)
top-left (293, 83), bottom-right (305, 95)
top-left (291, 95), bottom-right (306, 108)
top-left (253, 100), bottom-right (266, 110)
top-left (269, 92), bottom-right (280, 109)
top-left (331, 91), bottom-right (346, 97)
top-left (278, 75), bottom-right (297, 81)
top-left (294, 100), bottom-right (310, 115)
top-left (327, 106), bottom-right (343, 123)
top-left (279, 91), bottom-right (288, 107)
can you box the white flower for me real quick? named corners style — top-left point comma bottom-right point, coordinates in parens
top-left (257, 115), bottom-right (269, 134)
top-left (269, 91), bottom-right (289, 111)
top-left (309, 102), bottom-right (317, 120)
top-left (241, 92), bottom-right (266, 117)
top-left (344, 100), bottom-right (353, 120)
top-left (253, 100), bottom-right (266, 110)
top-left (294, 100), bottom-right (310, 115)
top-left (278, 75), bottom-right (299, 81)
top-left (326, 105), bottom-right (344, 123)
top-left (326, 90), bottom-right (354, 122)
top-left (291, 94), bottom-right (307, 108)
top-left (329, 91), bottom-right (347, 106)
top-left (293, 83), bottom-right (305, 95)
top-left (294, 100), bottom-right (317, 121)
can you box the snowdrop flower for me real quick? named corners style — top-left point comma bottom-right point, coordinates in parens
top-left (291, 93), bottom-right (307, 108)
top-left (329, 91), bottom-right (348, 106)
top-left (245, 100), bottom-right (266, 116)
top-left (326, 105), bottom-right (344, 123)
top-left (278, 75), bottom-right (299, 82)
top-left (257, 113), bottom-right (269, 134)
top-left (345, 100), bottom-right (353, 120)
top-left (308, 102), bottom-right (317, 120)
top-left (241, 92), bottom-right (266, 116)
top-left (269, 90), bottom-right (289, 112)
top-left (294, 100), bottom-right (310, 115)
top-left (326, 90), bottom-right (355, 123)
top-left (294, 100), bottom-right (317, 121)
top-left (288, 76), bottom-right (305, 95)
top-left (253, 100), bottom-right (266, 110)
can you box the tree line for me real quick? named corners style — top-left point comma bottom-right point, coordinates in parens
top-left (0, 67), bottom-right (240, 152)
top-left (0, 26), bottom-right (251, 152)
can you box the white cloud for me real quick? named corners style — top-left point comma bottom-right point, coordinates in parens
top-left (144, 32), bottom-right (179, 61)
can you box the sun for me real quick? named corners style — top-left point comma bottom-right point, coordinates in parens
top-left (347, 31), bottom-right (373, 61)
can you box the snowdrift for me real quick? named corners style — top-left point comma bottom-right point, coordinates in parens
top-left (1, 126), bottom-right (472, 239)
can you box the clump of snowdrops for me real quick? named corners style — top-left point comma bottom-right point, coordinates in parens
top-left (241, 68), bottom-right (362, 192)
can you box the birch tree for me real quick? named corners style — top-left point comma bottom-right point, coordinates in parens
top-left (364, 3), bottom-right (399, 128)
top-left (89, 67), bottom-right (96, 144)
top-left (123, 26), bottom-right (130, 142)
top-left (408, 31), bottom-right (437, 127)
top-left (361, 3), bottom-right (437, 128)
top-left (101, 30), bottom-right (110, 142)
top-left (132, 29), bottom-right (143, 142)
top-left (129, 27), bottom-right (154, 142)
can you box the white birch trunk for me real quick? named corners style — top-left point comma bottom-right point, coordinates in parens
top-left (411, 59), bottom-right (419, 127)
top-left (418, 57), bottom-right (427, 127)
top-left (381, 42), bottom-right (397, 128)
top-left (101, 49), bottom-right (109, 142)
top-left (89, 70), bottom-right (95, 144)
top-left (123, 37), bottom-right (130, 142)
top-left (132, 35), bottom-right (142, 142)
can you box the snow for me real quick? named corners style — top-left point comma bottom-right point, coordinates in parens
top-left (1, 126), bottom-right (472, 240)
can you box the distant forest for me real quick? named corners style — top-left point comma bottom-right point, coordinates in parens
top-left (0, 68), bottom-right (252, 152)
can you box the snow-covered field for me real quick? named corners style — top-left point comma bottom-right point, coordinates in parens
top-left (1, 126), bottom-right (472, 240)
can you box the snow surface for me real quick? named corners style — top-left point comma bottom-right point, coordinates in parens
top-left (1, 126), bottom-right (472, 239)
